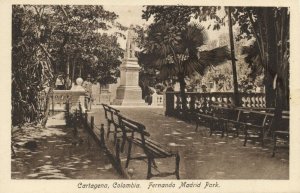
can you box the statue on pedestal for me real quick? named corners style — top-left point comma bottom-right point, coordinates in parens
top-left (125, 25), bottom-right (137, 59)
top-left (113, 24), bottom-right (146, 106)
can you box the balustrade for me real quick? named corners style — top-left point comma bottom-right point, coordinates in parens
top-left (38, 90), bottom-right (86, 112)
top-left (165, 91), bottom-right (266, 116)
top-left (151, 93), bottom-right (164, 106)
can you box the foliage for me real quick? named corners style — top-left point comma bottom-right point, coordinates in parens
top-left (231, 7), bottom-right (290, 109)
top-left (199, 38), bottom-right (264, 93)
top-left (12, 5), bottom-right (123, 126)
top-left (141, 6), bottom-right (231, 110)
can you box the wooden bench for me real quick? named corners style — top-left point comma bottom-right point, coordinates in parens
top-left (272, 111), bottom-right (289, 157)
top-left (102, 104), bottom-right (121, 144)
top-left (210, 105), bottom-right (242, 137)
top-left (225, 108), bottom-right (275, 147)
top-left (117, 114), bottom-right (180, 179)
top-left (193, 105), bottom-right (214, 132)
top-left (195, 105), bottom-right (274, 146)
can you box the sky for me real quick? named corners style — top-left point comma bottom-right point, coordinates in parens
top-left (103, 5), bottom-right (230, 49)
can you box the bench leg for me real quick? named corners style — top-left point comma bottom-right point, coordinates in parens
top-left (225, 122), bottom-right (229, 137)
top-left (261, 128), bottom-right (265, 147)
top-left (125, 141), bottom-right (132, 168)
top-left (244, 127), bottom-right (248, 146)
top-left (175, 153), bottom-right (180, 180)
top-left (152, 159), bottom-right (158, 169)
top-left (121, 132), bottom-right (127, 153)
top-left (147, 157), bottom-right (152, 180)
top-left (221, 121), bottom-right (225, 137)
top-left (106, 120), bottom-right (111, 138)
top-left (195, 120), bottom-right (199, 132)
top-left (209, 121), bottom-right (213, 136)
top-left (272, 134), bottom-right (277, 157)
top-left (113, 124), bottom-right (118, 145)
top-left (235, 124), bottom-right (239, 137)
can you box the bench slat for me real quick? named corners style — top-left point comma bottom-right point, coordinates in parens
top-left (132, 138), bottom-right (172, 157)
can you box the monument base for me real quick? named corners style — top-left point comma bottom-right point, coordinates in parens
top-left (113, 85), bottom-right (147, 106)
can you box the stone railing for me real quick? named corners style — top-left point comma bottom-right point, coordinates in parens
top-left (165, 91), bottom-right (266, 116)
top-left (38, 90), bottom-right (86, 112)
top-left (151, 93), bottom-right (164, 106)
top-left (51, 90), bottom-right (86, 111)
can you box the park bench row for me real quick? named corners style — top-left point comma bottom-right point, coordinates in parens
top-left (102, 104), bottom-right (180, 179)
top-left (192, 105), bottom-right (289, 157)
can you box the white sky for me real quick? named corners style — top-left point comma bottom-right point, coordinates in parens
top-left (103, 5), bottom-right (231, 49)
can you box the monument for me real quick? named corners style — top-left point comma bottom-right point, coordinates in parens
top-left (113, 25), bottom-right (146, 106)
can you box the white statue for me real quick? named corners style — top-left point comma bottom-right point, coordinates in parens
top-left (125, 25), bottom-right (137, 59)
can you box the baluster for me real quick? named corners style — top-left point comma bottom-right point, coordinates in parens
top-left (241, 96), bottom-right (245, 107)
top-left (186, 94), bottom-right (191, 110)
top-left (254, 96), bottom-right (259, 107)
top-left (194, 96), bottom-right (199, 112)
top-left (207, 96), bottom-right (212, 112)
top-left (247, 95), bottom-right (251, 107)
top-left (198, 96), bottom-right (203, 112)
top-left (260, 96), bottom-right (264, 108)
top-left (211, 96), bottom-right (216, 104)
top-left (251, 96), bottom-right (255, 107)
top-left (262, 96), bottom-right (266, 107)
top-left (217, 96), bottom-right (222, 106)
top-left (223, 96), bottom-right (228, 107)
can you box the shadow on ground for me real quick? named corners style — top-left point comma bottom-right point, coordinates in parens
top-left (11, 113), bottom-right (121, 179)
top-left (90, 106), bottom-right (289, 180)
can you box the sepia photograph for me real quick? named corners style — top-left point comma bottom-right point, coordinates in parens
top-left (1, 1), bottom-right (300, 192)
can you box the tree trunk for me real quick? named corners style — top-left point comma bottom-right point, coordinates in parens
top-left (66, 54), bottom-right (70, 76)
top-left (72, 57), bottom-right (76, 84)
top-left (264, 8), bottom-right (278, 108)
top-left (79, 63), bottom-right (82, 77)
top-left (228, 7), bottom-right (240, 106)
top-left (178, 73), bottom-right (187, 111)
top-left (41, 77), bottom-right (56, 127)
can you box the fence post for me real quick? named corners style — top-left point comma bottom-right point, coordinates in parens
top-left (90, 116), bottom-right (94, 131)
top-left (165, 92), bottom-right (174, 116)
top-left (116, 139), bottom-right (121, 164)
top-left (100, 124), bottom-right (105, 147)
top-left (73, 109), bottom-right (78, 135)
top-left (51, 93), bottom-right (54, 115)
top-left (85, 112), bottom-right (88, 127)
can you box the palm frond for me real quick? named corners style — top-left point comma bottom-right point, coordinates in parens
top-left (182, 23), bottom-right (208, 50)
top-left (198, 46), bottom-right (231, 66)
top-left (241, 43), bottom-right (264, 79)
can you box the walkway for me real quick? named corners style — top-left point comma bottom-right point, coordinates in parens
top-left (11, 112), bottom-right (121, 179)
top-left (89, 106), bottom-right (289, 179)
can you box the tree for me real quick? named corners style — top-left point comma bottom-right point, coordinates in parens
top-left (232, 7), bottom-right (290, 111)
top-left (12, 5), bottom-right (124, 126)
top-left (142, 6), bottom-right (230, 110)
top-left (227, 7), bottom-right (239, 105)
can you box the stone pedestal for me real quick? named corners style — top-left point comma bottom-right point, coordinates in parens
top-left (113, 58), bottom-right (146, 106)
